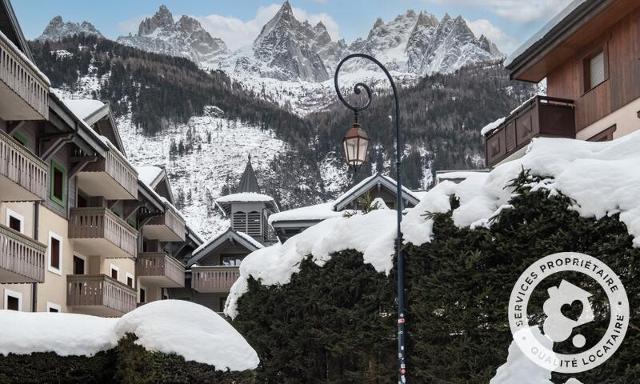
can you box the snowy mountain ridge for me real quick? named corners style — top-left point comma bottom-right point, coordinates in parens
top-left (37, 16), bottom-right (103, 42)
top-left (116, 5), bottom-right (228, 65)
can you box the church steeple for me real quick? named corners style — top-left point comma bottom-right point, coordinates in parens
top-left (237, 155), bottom-right (261, 193)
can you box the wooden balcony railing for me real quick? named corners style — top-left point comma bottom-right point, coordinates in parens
top-left (146, 203), bottom-right (186, 241)
top-left (0, 130), bottom-right (48, 201)
top-left (69, 207), bottom-right (137, 258)
top-left (0, 224), bottom-right (45, 283)
top-left (484, 96), bottom-right (575, 167)
top-left (67, 274), bottom-right (137, 316)
top-left (0, 30), bottom-right (49, 120)
top-left (80, 140), bottom-right (138, 200)
top-left (191, 266), bottom-right (240, 293)
top-left (136, 252), bottom-right (185, 288)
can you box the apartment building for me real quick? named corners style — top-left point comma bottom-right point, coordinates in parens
top-left (483, 0), bottom-right (640, 167)
top-left (0, 0), bottom-right (201, 315)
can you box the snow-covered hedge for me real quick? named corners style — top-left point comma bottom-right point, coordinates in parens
top-left (227, 132), bottom-right (640, 383)
top-left (0, 301), bottom-right (258, 383)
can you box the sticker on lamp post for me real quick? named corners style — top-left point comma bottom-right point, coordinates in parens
top-left (508, 252), bottom-right (629, 374)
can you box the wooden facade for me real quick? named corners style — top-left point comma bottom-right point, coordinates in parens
top-left (546, 7), bottom-right (640, 132)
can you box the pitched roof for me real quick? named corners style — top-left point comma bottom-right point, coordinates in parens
top-left (237, 155), bottom-right (260, 193)
top-left (333, 173), bottom-right (420, 211)
top-left (187, 228), bottom-right (263, 266)
top-left (62, 98), bottom-right (127, 155)
top-left (0, 0), bottom-right (34, 61)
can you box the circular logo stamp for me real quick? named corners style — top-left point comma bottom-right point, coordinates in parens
top-left (508, 252), bottom-right (629, 374)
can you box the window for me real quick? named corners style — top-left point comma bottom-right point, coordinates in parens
top-left (139, 288), bottom-right (146, 303)
top-left (48, 232), bottom-right (62, 274)
top-left (583, 47), bottom-right (608, 92)
top-left (110, 265), bottom-right (119, 280)
top-left (73, 255), bottom-right (85, 275)
top-left (6, 209), bottom-right (24, 233)
top-left (4, 289), bottom-right (22, 311)
top-left (50, 161), bottom-right (66, 207)
top-left (46, 302), bottom-right (61, 313)
top-left (588, 125), bottom-right (617, 142)
top-left (221, 255), bottom-right (244, 266)
top-left (126, 273), bottom-right (134, 288)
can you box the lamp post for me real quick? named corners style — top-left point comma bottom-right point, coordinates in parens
top-left (334, 54), bottom-right (407, 383)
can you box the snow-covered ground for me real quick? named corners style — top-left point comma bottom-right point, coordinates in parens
top-left (0, 300), bottom-right (258, 371)
top-left (117, 110), bottom-right (288, 240)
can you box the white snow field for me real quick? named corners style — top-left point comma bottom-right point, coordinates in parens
top-left (225, 130), bottom-right (640, 320)
top-left (0, 300), bottom-right (258, 371)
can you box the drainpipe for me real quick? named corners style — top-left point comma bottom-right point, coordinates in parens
top-left (32, 201), bottom-right (40, 312)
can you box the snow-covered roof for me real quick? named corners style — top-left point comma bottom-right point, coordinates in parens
top-left (505, 0), bottom-right (589, 68)
top-left (333, 173), bottom-right (419, 211)
top-left (62, 99), bottom-right (105, 121)
top-left (216, 192), bottom-right (274, 204)
top-left (0, 300), bottom-right (259, 371)
top-left (136, 165), bottom-right (164, 187)
top-left (189, 228), bottom-right (263, 266)
top-left (268, 202), bottom-right (343, 225)
top-left (225, 130), bottom-right (640, 318)
top-left (436, 170), bottom-right (489, 183)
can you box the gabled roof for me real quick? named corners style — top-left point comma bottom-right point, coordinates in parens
top-left (333, 173), bottom-right (420, 211)
top-left (0, 0), bottom-right (34, 61)
top-left (237, 155), bottom-right (261, 193)
top-left (215, 192), bottom-right (279, 215)
top-left (187, 228), bottom-right (263, 267)
top-left (62, 99), bottom-right (126, 155)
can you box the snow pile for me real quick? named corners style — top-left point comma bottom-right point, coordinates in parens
top-left (490, 330), bottom-right (553, 384)
top-left (226, 131), bottom-right (640, 318)
top-left (0, 300), bottom-right (258, 371)
top-left (480, 116), bottom-right (506, 136)
top-left (136, 165), bottom-right (163, 186)
top-left (62, 99), bottom-right (105, 120)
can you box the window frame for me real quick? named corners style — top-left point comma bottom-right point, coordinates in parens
top-left (4, 288), bottom-right (22, 311)
top-left (110, 264), bottom-right (119, 281)
top-left (49, 160), bottom-right (67, 208)
top-left (582, 43), bottom-right (609, 94)
top-left (6, 208), bottom-right (24, 233)
top-left (126, 272), bottom-right (134, 289)
top-left (46, 302), bottom-right (62, 313)
top-left (47, 231), bottom-right (63, 275)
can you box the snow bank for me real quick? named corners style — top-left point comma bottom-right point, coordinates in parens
top-left (490, 329), bottom-right (553, 384)
top-left (226, 131), bottom-right (640, 318)
top-left (0, 300), bottom-right (258, 371)
top-left (137, 165), bottom-right (163, 186)
top-left (480, 116), bottom-right (506, 136)
top-left (62, 99), bottom-right (105, 120)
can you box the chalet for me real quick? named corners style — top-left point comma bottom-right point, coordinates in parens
top-left (169, 156), bottom-right (277, 312)
top-left (0, 0), bottom-right (200, 314)
top-left (270, 173), bottom-right (420, 243)
top-left (483, 0), bottom-right (640, 167)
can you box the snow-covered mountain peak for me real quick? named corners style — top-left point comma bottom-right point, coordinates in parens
top-left (117, 5), bottom-right (227, 66)
top-left (37, 16), bottom-right (103, 42)
top-left (138, 5), bottom-right (175, 36)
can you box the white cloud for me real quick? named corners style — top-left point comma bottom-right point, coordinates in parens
top-left (466, 18), bottom-right (519, 54)
top-left (117, 15), bottom-right (148, 36)
top-left (195, 4), bottom-right (340, 51)
top-left (424, 0), bottom-right (573, 23)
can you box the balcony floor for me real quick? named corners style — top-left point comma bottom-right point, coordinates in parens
top-left (76, 171), bottom-right (137, 200)
top-left (71, 238), bottom-right (135, 259)
top-left (0, 174), bottom-right (42, 201)
top-left (0, 81), bottom-right (46, 121)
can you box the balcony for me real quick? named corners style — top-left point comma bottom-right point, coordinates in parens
top-left (67, 274), bottom-right (136, 317)
top-left (0, 130), bottom-right (48, 201)
top-left (144, 204), bottom-right (186, 242)
top-left (136, 252), bottom-right (185, 288)
top-left (191, 266), bottom-right (239, 293)
top-left (76, 141), bottom-right (138, 200)
top-left (69, 207), bottom-right (137, 259)
top-left (484, 96), bottom-right (575, 167)
top-left (0, 224), bottom-right (45, 283)
top-left (0, 31), bottom-right (49, 120)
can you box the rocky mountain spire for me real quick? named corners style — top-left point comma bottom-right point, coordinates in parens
top-left (139, 5), bottom-right (174, 35)
top-left (37, 16), bottom-right (103, 42)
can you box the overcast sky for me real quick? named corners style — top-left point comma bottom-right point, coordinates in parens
top-left (13, 0), bottom-right (574, 54)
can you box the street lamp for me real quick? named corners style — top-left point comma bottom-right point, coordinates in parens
top-left (334, 53), bottom-right (407, 383)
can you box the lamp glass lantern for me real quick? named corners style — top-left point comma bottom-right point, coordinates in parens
top-left (342, 123), bottom-right (370, 168)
